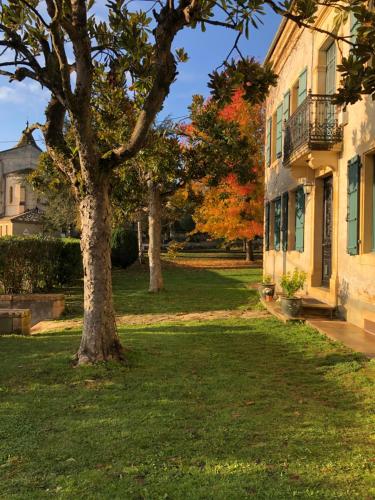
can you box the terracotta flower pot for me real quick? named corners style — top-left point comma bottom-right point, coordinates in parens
top-left (259, 283), bottom-right (276, 300)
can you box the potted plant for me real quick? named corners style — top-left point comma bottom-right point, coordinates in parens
top-left (259, 274), bottom-right (276, 302)
top-left (279, 269), bottom-right (307, 317)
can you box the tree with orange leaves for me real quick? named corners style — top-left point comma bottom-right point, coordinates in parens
top-left (191, 90), bottom-right (264, 261)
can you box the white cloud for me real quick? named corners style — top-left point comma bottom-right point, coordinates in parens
top-left (0, 80), bottom-right (49, 105)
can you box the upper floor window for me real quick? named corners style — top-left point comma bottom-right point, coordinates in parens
top-left (283, 91), bottom-right (290, 122)
top-left (325, 42), bottom-right (337, 96)
top-left (9, 186), bottom-right (13, 204)
top-left (266, 117), bottom-right (272, 167)
top-left (276, 104), bottom-right (283, 158)
top-left (297, 68), bottom-right (308, 107)
top-left (350, 11), bottom-right (359, 42)
top-left (290, 69), bottom-right (308, 114)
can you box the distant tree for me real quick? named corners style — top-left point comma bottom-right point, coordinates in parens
top-left (193, 175), bottom-right (263, 260)
top-left (191, 90), bottom-right (264, 260)
top-left (28, 153), bottom-right (79, 235)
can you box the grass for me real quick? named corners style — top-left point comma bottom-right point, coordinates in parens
top-left (1, 255), bottom-right (374, 498)
top-left (64, 262), bottom-right (262, 318)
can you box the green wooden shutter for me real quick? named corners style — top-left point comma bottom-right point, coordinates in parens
top-left (274, 198), bottom-right (281, 251)
top-left (266, 118), bottom-right (272, 167)
top-left (276, 104), bottom-right (283, 158)
top-left (298, 69), bottom-right (307, 106)
top-left (283, 91), bottom-right (290, 121)
top-left (265, 202), bottom-right (270, 251)
top-left (325, 42), bottom-right (336, 96)
top-left (350, 11), bottom-right (359, 42)
top-left (295, 187), bottom-right (305, 252)
top-left (347, 155), bottom-right (361, 255)
top-left (282, 192), bottom-right (289, 251)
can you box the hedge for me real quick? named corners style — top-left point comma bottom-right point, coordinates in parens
top-left (111, 228), bottom-right (138, 269)
top-left (0, 236), bottom-right (82, 294)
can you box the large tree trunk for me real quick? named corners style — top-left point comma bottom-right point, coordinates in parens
top-left (76, 178), bottom-right (123, 365)
top-left (245, 238), bottom-right (254, 262)
top-left (137, 216), bottom-right (143, 264)
top-left (148, 181), bottom-right (164, 293)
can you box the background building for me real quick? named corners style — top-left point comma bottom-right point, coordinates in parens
top-left (0, 129), bottom-right (44, 236)
top-left (263, 7), bottom-right (375, 332)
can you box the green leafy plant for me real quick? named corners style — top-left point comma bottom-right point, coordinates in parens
top-left (280, 269), bottom-right (307, 298)
top-left (262, 274), bottom-right (273, 284)
top-left (111, 228), bottom-right (138, 269)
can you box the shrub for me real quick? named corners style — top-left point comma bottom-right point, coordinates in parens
top-left (0, 236), bottom-right (82, 294)
top-left (262, 274), bottom-right (273, 284)
top-left (280, 269), bottom-right (307, 298)
top-left (167, 240), bottom-right (185, 260)
top-left (111, 228), bottom-right (138, 269)
top-left (58, 238), bottom-right (83, 285)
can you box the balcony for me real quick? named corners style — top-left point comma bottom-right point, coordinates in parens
top-left (283, 94), bottom-right (342, 168)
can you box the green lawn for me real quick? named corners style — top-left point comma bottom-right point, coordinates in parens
top-left (1, 260), bottom-right (374, 498)
top-left (64, 263), bottom-right (262, 318)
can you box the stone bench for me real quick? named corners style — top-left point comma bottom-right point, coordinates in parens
top-left (0, 309), bottom-right (31, 335)
top-left (0, 294), bottom-right (65, 326)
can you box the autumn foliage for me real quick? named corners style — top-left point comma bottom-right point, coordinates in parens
top-left (192, 90), bottom-right (264, 242)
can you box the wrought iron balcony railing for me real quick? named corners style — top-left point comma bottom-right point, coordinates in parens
top-left (283, 94), bottom-right (342, 163)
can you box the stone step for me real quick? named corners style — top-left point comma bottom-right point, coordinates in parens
top-left (301, 297), bottom-right (336, 320)
top-left (0, 309), bottom-right (31, 335)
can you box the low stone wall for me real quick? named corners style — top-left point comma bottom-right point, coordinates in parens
top-left (0, 309), bottom-right (31, 335)
top-left (0, 294), bottom-right (65, 326)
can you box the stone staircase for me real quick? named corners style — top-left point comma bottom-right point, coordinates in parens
top-left (300, 297), bottom-right (336, 320)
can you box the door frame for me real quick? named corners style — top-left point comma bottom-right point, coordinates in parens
top-left (322, 175), bottom-right (333, 287)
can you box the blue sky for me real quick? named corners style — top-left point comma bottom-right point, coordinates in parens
top-left (0, 6), bottom-right (280, 149)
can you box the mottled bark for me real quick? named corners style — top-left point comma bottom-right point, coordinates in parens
top-left (245, 239), bottom-right (254, 262)
top-left (148, 181), bottom-right (164, 293)
top-left (76, 178), bottom-right (123, 364)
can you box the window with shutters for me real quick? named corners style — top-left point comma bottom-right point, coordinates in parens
top-left (265, 202), bottom-right (270, 251)
top-left (266, 118), bottom-right (272, 167)
top-left (274, 198), bottom-right (281, 251)
top-left (295, 187), bottom-right (305, 252)
top-left (350, 11), bottom-right (359, 42)
top-left (276, 104), bottom-right (283, 158)
top-left (297, 68), bottom-right (308, 107)
top-left (347, 155), bottom-right (361, 256)
top-left (283, 91), bottom-right (290, 121)
top-left (282, 192), bottom-right (289, 251)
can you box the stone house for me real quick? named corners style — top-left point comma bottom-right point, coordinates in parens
top-left (0, 129), bottom-right (44, 236)
top-left (263, 6), bottom-right (375, 332)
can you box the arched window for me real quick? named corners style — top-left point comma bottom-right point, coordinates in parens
top-left (20, 185), bottom-right (26, 205)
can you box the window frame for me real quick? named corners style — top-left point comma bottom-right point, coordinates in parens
top-left (274, 197), bottom-right (282, 251)
top-left (295, 186), bottom-right (305, 253)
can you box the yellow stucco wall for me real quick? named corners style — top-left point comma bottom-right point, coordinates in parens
top-left (263, 6), bottom-right (375, 330)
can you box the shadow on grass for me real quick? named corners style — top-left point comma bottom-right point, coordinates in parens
top-left (63, 265), bottom-right (262, 319)
top-left (0, 318), bottom-right (373, 498)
